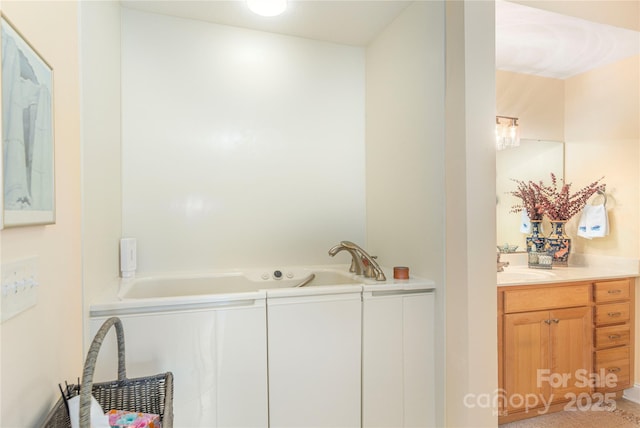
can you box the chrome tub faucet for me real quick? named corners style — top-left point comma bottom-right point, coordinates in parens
top-left (328, 241), bottom-right (386, 281)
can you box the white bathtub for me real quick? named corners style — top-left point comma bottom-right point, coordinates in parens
top-left (117, 267), bottom-right (363, 299)
top-left (89, 266), bottom-right (435, 427)
top-left (91, 265), bottom-right (388, 318)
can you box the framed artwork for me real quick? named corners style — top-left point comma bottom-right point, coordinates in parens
top-left (1, 14), bottom-right (55, 228)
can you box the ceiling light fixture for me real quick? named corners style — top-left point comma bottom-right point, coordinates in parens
top-left (495, 115), bottom-right (520, 151)
top-left (247, 0), bottom-right (287, 17)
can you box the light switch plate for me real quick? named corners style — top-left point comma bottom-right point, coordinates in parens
top-left (1, 256), bottom-right (39, 323)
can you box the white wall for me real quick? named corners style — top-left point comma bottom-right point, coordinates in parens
top-left (365, 2), bottom-right (446, 425)
top-left (445, 1), bottom-right (497, 426)
top-left (366, 2), bottom-right (497, 426)
top-left (0, 2), bottom-right (83, 426)
top-left (80, 1), bottom-right (122, 346)
top-left (121, 9), bottom-right (366, 273)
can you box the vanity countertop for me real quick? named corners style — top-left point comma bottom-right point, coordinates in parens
top-left (497, 253), bottom-right (640, 287)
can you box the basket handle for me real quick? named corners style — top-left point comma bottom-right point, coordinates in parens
top-left (79, 317), bottom-right (127, 427)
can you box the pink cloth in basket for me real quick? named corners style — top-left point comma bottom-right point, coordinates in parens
top-left (107, 410), bottom-right (161, 428)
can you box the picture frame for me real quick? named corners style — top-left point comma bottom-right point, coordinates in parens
top-left (1, 14), bottom-right (55, 228)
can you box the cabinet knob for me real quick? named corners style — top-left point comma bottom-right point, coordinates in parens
top-left (608, 367), bottom-right (621, 373)
top-left (544, 319), bottom-right (551, 325)
top-left (607, 312), bottom-right (622, 317)
top-left (551, 318), bottom-right (559, 324)
top-left (607, 289), bottom-right (622, 294)
top-left (608, 334), bottom-right (622, 340)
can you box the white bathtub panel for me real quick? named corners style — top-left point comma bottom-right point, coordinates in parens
top-left (89, 304), bottom-right (268, 427)
top-left (215, 306), bottom-right (268, 427)
top-left (403, 293), bottom-right (435, 426)
top-left (362, 295), bottom-right (404, 426)
top-left (362, 290), bottom-right (436, 427)
top-left (267, 292), bottom-right (361, 427)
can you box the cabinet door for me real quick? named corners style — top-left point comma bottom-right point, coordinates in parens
top-left (503, 310), bottom-right (550, 412)
top-left (215, 305), bottom-right (269, 427)
top-left (90, 303), bottom-right (268, 427)
top-left (548, 307), bottom-right (592, 400)
top-left (363, 294), bottom-right (404, 427)
top-left (362, 291), bottom-right (435, 427)
top-left (403, 292), bottom-right (435, 427)
top-left (267, 292), bottom-right (362, 428)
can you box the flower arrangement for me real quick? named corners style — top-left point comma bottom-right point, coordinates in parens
top-left (510, 173), bottom-right (605, 221)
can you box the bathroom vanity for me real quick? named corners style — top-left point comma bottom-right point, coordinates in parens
top-left (497, 262), bottom-right (637, 424)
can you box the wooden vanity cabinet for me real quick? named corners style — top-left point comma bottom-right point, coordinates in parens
top-left (498, 278), bottom-right (635, 424)
top-left (499, 283), bottom-right (592, 421)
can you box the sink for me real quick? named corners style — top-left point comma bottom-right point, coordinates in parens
top-left (498, 267), bottom-right (556, 283)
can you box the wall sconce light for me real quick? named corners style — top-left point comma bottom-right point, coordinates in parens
top-left (247, 0), bottom-right (287, 17)
top-left (495, 116), bottom-right (520, 150)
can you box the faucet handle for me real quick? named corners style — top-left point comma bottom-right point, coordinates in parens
top-left (362, 256), bottom-right (378, 278)
top-left (363, 260), bottom-right (373, 278)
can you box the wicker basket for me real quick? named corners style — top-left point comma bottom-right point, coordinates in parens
top-left (41, 317), bottom-right (173, 428)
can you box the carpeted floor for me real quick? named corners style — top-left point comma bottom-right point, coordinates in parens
top-left (499, 399), bottom-right (640, 427)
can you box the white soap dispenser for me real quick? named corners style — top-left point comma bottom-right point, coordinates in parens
top-left (120, 237), bottom-right (137, 278)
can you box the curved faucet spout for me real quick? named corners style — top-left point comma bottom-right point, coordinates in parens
top-left (328, 244), bottom-right (345, 257)
top-left (328, 244), bottom-right (365, 275)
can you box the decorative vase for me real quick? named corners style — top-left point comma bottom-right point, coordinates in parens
top-left (526, 220), bottom-right (545, 254)
top-left (547, 221), bottom-right (571, 266)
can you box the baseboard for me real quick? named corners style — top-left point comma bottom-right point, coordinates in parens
top-left (622, 384), bottom-right (640, 403)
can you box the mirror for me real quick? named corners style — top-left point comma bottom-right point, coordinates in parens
top-left (496, 139), bottom-right (564, 251)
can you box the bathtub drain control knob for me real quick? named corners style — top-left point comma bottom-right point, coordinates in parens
top-left (273, 270), bottom-right (283, 279)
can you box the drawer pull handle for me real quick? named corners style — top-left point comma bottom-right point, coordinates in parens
top-left (607, 289), bottom-right (622, 294)
top-left (608, 334), bottom-right (622, 340)
top-left (607, 312), bottom-right (622, 317)
top-left (608, 367), bottom-right (621, 373)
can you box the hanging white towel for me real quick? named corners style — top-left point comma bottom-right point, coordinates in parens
top-left (577, 204), bottom-right (609, 239)
top-left (520, 211), bottom-right (531, 234)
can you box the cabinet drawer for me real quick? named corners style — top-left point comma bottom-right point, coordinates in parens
top-left (595, 302), bottom-right (630, 325)
top-left (503, 285), bottom-right (590, 313)
top-left (594, 324), bottom-right (630, 348)
top-left (594, 280), bottom-right (630, 303)
top-left (595, 347), bottom-right (631, 391)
